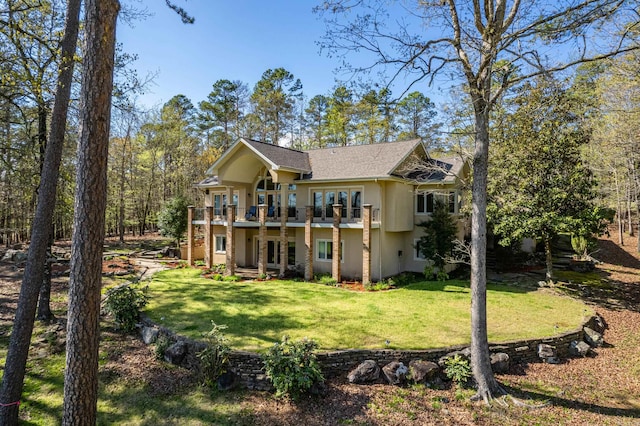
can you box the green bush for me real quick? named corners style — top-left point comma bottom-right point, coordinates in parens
top-left (197, 322), bottom-right (231, 388)
top-left (262, 336), bottom-right (324, 400)
top-left (223, 275), bottom-right (241, 282)
top-left (444, 354), bottom-right (472, 387)
top-left (316, 274), bottom-right (338, 286)
top-left (155, 334), bottom-right (171, 360)
top-left (364, 279), bottom-right (392, 291)
top-left (103, 283), bottom-right (148, 332)
top-left (157, 195), bottom-right (189, 248)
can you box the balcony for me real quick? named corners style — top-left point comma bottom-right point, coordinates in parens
top-left (192, 206), bottom-right (380, 226)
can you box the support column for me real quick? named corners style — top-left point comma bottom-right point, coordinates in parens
top-left (304, 205), bottom-right (313, 281)
top-left (362, 204), bottom-right (372, 284)
top-left (258, 204), bottom-right (267, 276)
top-left (279, 184), bottom-right (288, 277)
top-left (226, 204), bottom-right (236, 276)
top-left (226, 186), bottom-right (234, 219)
top-left (204, 206), bottom-right (213, 268)
top-left (187, 206), bottom-right (194, 266)
top-left (332, 204), bottom-right (342, 282)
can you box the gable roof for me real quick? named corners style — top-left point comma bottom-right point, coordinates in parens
top-left (205, 138), bottom-right (311, 176)
top-left (304, 139), bottom-right (425, 181)
top-left (243, 139), bottom-right (311, 173)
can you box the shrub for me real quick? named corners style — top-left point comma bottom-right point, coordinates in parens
top-left (223, 275), bottom-right (241, 282)
top-left (155, 334), bottom-right (171, 360)
top-left (316, 274), bottom-right (338, 286)
top-left (157, 195), bottom-right (189, 248)
top-left (444, 354), bottom-right (472, 388)
top-left (197, 322), bottom-right (231, 388)
top-left (103, 283), bottom-right (148, 332)
top-left (262, 336), bottom-right (324, 400)
top-left (364, 279), bottom-right (392, 291)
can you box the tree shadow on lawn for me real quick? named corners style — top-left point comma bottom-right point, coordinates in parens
top-left (404, 280), bottom-right (535, 295)
top-left (501, 383), bottom-right (640, 421)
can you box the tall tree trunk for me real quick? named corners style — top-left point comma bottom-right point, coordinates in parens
top-left (469, 96), bottom-right (501, 403)
top-left (614, 169), bottom-right (624, 245)
top-left (62, 1), bottom-right (119, 424)
top-left (36, 228), bottom-right (55, 321)
top-left (544, 237), bottom-right (554, 284)
top-left (0, 0), bottom-right (81, 423)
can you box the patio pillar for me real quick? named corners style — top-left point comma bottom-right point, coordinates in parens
top-left (279, 184), bottom-right (288, 277)
top-left (204, 206), bottom-right (213, 268)
top-left (304, 205), bottom-right (313, 281)
top-left (362, 204), bottom-right (372, 284)
top-left (225, 204), bottom-right (236, 276)
top-left (226, 186), bottom-right (234, 219)
top-left (258, 204), bottom-right (267, 276)
top-left (187, 206), bottom-right (194, 266)
top-left (332, 204), bottom-right (342, 282)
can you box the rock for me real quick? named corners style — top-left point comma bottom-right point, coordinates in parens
top-left (591, 314), bottom-right (607, 333)
top-left (164, 341), bottom-right (188, 365)
top-left (538, 343), bottom-right (556, 359)
top-left (569, 259), bottom-right (595, 273)
top-left (408, 360), bottom-right (440, 384)
top-left (382, 361), bottom-right (408, 385)
top-left (490, 352), bottom-right (510, 374)
top-left (141, 326), bottom-right (159, 345)
top-left (583, 326), bottom-right (603, 347)
top-left (2, 249), bottom-right (27, 262)
top-left (347, 360), bottom-right (380, 384)
top-left (569, 340), bottom-right (591, 357)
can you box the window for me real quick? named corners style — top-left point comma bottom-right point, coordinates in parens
top-left (288, 241), bottom-right (296, 266)
top-left (414, 239), bottom-right (427, 261)
top-left (311, 188), bottom-right (363, 220)
top-left (316, 239), bottom-right (344, 262)
top-left (215, 235), bottom-right (226, 253)
top-left (416, 191), bottom-right (456, 214)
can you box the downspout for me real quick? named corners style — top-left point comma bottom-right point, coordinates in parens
top-left (377, 178), bottom-right (383, 281)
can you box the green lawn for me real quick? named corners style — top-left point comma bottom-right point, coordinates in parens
top-left (145, 268), bottom-right (592, 351)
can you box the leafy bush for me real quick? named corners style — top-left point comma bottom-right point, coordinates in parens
top-left (103, 283), bottom-right (148, 332)
top-left (157, 195), bottom-right (189, 248)
top-left (444, 354), bottom-right (472, 387)
top-left (262, 336), bottom-right (324, 399)
top-left (155, 334), bottom-right (171, 360)
top-left (197, 322), bottom-right (231, 388)
top-left (223, 275), bottom-right (241, 282)
top-left (316, 274), bottom-right (338, 286)
top-left (364, 279), bottom-right (392, 291)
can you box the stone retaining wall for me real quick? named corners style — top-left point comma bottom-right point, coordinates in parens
top-left (221, 315), bottom-right (598, 390)
top-left (144, 315), bottom-right (600, 391)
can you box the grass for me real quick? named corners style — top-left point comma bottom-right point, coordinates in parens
top-left (145, 268), bottom-right (592, 351)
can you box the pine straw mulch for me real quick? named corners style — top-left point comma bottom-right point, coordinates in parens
top-left (1, 233), bottom-right (639, 425)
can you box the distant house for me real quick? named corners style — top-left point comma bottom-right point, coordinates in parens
top-left (186, 138), bottom-right (469, 282)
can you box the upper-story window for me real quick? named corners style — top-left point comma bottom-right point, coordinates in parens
top-left (255, 177), bottom-right (296, 218)
top-left (213, 192), bottom-right (238, 217)
top-left (313, 188), bottom-right (362, 220)
top-left (416, 191), bottom-right (457, 214)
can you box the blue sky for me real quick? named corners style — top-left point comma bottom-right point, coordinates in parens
top-left (117, 1), bottom-right (358, 109)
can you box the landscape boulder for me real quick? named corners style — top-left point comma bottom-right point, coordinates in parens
top-left (382, 361), bottom-right (408, 385)
top-left (164, 341), bottom-right (188, 365)
top-left (141, 326), bottom-right (159, 345)
top-left (569, 340), bottom-right (592, 357)
top-left (347, 360), bottom-right (380, 384)
top-left (538, 344), bottom-right (561, 364)
top-left (490, 352), bottom-right (510, 374)
top-left (408, 360), bottom-right (441, 385)
top-left (583, 326), bottom-right (604, 347)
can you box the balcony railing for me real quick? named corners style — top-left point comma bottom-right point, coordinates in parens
top-left (192, 206), bottom-right (379, 224)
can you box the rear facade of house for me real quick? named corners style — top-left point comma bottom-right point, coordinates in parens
top-left (186, 138), bottom-right (469, 282)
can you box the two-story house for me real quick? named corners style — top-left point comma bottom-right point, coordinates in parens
top-left (185, 138), bottom-right (469, 282)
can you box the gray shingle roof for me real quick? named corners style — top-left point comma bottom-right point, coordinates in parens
top-left (304, 139), bottom-right (424, 181)
top-left (243, 139), bottom-right (311, 173)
